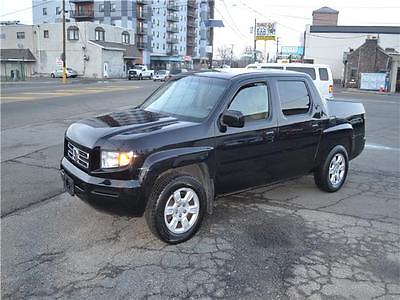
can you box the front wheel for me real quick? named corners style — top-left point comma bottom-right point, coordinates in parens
top-left (50, 73), bottom-right (55, 78)
top-left (145, 173), bottom-right (206, 244)
top-left (314, 145), bottom-right (349, 192)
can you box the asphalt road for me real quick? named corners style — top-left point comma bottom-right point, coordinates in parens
top-left (1, 78), bottom-right (399, 299)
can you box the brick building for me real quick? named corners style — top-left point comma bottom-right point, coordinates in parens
top-left (343, 38), bottom-right (399, 91)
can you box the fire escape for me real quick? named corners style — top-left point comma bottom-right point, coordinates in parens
top-left (136, 0), bottom-right (147, 51)
top-left (186, 0), bottom-right (197, 57)
top-left (69, 0), bottom-right (94, 22)
top-left (166, 0), bottom-right (179, 55)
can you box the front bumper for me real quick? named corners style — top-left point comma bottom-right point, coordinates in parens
top-left (60, 158), bottom-right (147, 216)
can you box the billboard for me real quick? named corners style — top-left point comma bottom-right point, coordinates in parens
top-left (281, 46), bottom-right (304, 56)
top-left (256, 22), bottom-right (276, 41)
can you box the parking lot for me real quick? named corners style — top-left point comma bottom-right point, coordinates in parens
top-left (1, 78), bottom-right (399, 299)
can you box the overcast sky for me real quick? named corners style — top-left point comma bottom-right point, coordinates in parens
top-left (1, 0), bottom-right (400, 57)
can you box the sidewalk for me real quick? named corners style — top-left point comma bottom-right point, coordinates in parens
top-left (335, 87), bottom-right (399, 97)
top-left (1, 77), bottom-right (126, 86)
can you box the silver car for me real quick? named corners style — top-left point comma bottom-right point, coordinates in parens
top-left (153, 70), bottom-right (169, 82)
top-left (50, 68), bottom-right (78, 78)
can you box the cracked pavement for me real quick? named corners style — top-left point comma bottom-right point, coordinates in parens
top-left (1, 82), bottom-right (399, 299)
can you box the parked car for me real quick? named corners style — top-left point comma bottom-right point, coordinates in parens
top-left (128, 65), bottom-right (154, 80)
top-left (153, 70), bottom-right (170, 82)
top-left (246, 63), bottom-right (334, 100)
top-left (60, 69), bottom-right (365, 243)
top-left (50, 68), bottom-right (78, 78)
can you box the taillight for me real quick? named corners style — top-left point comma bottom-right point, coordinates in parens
top-left (329, 84), bottom-right (333, 93)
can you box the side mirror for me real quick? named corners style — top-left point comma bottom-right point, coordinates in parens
top-left (221, 110), bottom-right (245, 128)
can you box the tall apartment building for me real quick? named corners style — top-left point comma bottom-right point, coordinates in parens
top-left (149, 0), bottom-right (213, 70)
top-left (31, 0), bottom-right (214, 69)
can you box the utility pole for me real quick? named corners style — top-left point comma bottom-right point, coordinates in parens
top-left (253, 18), bottom-right (257, 63)
top-left (62, 0), bottom-right (67, 83)
top-left (275, 37), bottom-right (279, 63)
top-left (230, 44), bottom-right (234, 67)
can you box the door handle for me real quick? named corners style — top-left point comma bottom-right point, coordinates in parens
top-left (264, 130), bottom-right (275, 142)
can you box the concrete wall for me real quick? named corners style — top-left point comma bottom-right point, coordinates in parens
top-left (32, 0), bottom-right (66, 24)
top-left (304, 25), bottom-right (400, 81)
top-left (312, 13), bottom-right (338, 26)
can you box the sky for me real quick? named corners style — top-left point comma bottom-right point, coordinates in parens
top-left (1, 0), bottom-right (400, 58)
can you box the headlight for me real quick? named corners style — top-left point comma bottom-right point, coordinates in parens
top-left (101, 151), bottom-right (135, 169)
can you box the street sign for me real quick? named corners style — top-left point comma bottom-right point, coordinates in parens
top-left (56, 57), bottom-right (63, 68)
top-left (256, 22), bottom-right (276, 41)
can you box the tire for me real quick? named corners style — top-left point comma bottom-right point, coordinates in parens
top-left (139, 74), bottom-right (143, 80)
top-left (50, 73), bottom-right (55, 78)
top-left (314, 145), bottom-right (349, 193)
top-left (145, 173), bottom-right (206, 244)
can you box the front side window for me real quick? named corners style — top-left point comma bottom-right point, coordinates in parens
top-left (286, 67), bottom-right (316, 80)
top-left (319, 68), bottom-right (329, 81)
top-left (229, 83), bottom-right (269, 121)
top-left (141, 76), bottom-right (228, 121)
top-left (16, 32), bottom-right (25, 39)
top-left (67, 26), bottom-right (79, 40)
top-left (95, 27), bottom-right (105, 41)
top-left (99, 4), bottom-right (104, 12)
top-left (278, 81), bottom-right (311, 116)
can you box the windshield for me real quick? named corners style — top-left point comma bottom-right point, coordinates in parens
top-left (141, 75), bottom-right (228, 121)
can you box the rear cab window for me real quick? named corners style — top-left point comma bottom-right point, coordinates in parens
top-left (318, 68), bottom-right (329, 81)
top-left (277, 80), bottom-right (311, 116)
top-left (286, 67), bottom-right (316, 80)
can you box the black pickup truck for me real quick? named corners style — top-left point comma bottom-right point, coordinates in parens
top-left (60, 69), bottom-right (365, 243)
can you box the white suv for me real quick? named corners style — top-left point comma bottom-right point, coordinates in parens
top-left (247, 63), bottom-right (334, 100)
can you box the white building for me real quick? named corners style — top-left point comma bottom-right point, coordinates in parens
top-left (304, 25), bottom-right (400, 81)
top-left (1, 22), bottom-right (137, 79)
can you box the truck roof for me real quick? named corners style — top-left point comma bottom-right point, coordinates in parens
top-left (193, 68), bottom-right (307, 80)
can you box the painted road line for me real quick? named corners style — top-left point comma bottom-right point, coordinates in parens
top-left (2, 96), bottom-right (37, 102)
top-left (23, 92), bottom-right (76, 96)
top-left (365, 143), bottom-right (400, 152)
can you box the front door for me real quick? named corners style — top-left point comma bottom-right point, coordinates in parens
top-left (215, 80), bottom-right (279, 195)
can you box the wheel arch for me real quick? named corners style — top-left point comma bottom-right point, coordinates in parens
top-left (139, 147), bottom-right (216, 214)
top-left (315, 123), bottom-right (353, 167)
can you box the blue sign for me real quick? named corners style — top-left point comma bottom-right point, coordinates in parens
top-left (281, 46), bottom-right (304, 56)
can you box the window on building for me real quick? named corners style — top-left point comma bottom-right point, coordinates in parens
top-left (44, 30), bottom-right (49, 38)
top-left (350, 68), bottom-right (358, 80)
top-left (121, 31), bottom-right (130, 44)
top-left (111, 4), bottom-right (116, 12)
top-left (318, 68), bottom-right (329, 81)
top-left (229, 83), bottom-right (269, 121)
top-left (157, 43), bottom-right (159, 49)
top-left (95, 27), bottom-right (105, 41)
top-left (163, 44), bottom-right (165, 50)
top-left (42, 7), bottom-right (47, 15)
top-left (16, 32), bottom-right (25, 39)
top-left (99, 4), bottom-right (104, 12)
top-left (157, 31), bottom-right (159, 37)
top-left (277, 81), bottom-right (311, 116)
top-left (56, 7), bottom-right (61, 15)
top-left (67, 26), bottom-right (79, 40)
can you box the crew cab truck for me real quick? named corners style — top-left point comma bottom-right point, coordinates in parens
top-left (128, 65), bottom-right (154, 80)
top-left (60, 69), bottom-right (365, 244)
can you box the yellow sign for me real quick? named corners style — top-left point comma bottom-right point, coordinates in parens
top-left (256, 22), bottom-right (276, 41)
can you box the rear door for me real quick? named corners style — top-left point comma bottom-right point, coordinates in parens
top-left (273, 77), bottom-right (322, 178)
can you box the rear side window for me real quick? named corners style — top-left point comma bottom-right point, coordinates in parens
top-left (277, 81), bottom-right (311, 116)
top-left (319, 68), bottom-right (329, 81)
top-left (286, 67), bottom-right (316, 80)
top-left (229, 83), bottom-right (269, 121)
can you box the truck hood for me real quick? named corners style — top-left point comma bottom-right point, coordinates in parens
top-left (66, 108), bottom-right (195, 149)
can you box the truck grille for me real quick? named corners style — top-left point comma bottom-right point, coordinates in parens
top-left (67, 142), bottom-right (90, 169)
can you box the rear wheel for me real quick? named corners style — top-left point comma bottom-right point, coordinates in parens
top-left (314, 145), bottom-right (349, 192)
top-left (139, 74), bottom-right (143, 80)
top-left (50, 73), bottom-right (55, 78)
top-left (145, 173), bottom-right (206, 244)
